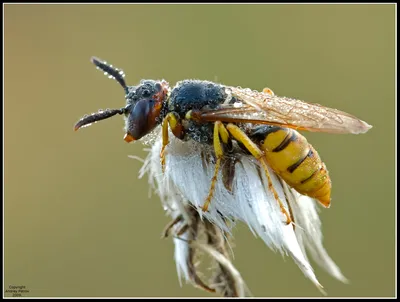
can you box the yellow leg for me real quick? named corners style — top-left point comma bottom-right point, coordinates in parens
top-left (225, 124), bottom-right (292, 225)
top-left (201, 121), bottom-right (229, 212)
top-left (160, 117), bottom-right (169, 173)
top-left (161, 112), bottom-right (184, 173)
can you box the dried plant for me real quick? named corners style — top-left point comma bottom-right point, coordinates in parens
top-left (162, 204), bottom-right (249, 297)
top-left (138, 130), bottom-right (348, 297)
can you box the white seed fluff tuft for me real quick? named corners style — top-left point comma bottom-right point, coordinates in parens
top-left (139, 127), bottom-right (347, 296)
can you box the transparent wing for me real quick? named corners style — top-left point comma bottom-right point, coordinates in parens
top-left (197, 86), bottom-right (372, 134)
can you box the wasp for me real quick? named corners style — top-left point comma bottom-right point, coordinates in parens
top-left (74, 57), bottom-right (372, 224)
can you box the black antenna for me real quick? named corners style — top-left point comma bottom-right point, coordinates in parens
top-left (74, 107), bottom-right (127, 131)
top-left (91, 56), bottom-right (128, 93)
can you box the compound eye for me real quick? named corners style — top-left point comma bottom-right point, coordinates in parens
top-left (155, 83), bottom-right (162, 91)
top-left (124, 99), bottom-right (159, 142)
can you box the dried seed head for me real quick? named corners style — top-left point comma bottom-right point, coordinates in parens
top-left (139, 129), bottom-right (347, 297)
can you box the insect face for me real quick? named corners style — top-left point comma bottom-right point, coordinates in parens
top-left (124, 79), bottom-right (169, 142)
top-left (74, 57), bottom-right (169, 143)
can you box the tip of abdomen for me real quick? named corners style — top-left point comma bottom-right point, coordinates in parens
top-left (313, 181), bottom-right (331, 208)
top-left (317, 194), bottom-right (331, 208)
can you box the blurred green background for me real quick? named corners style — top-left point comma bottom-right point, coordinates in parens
top-left (4, 4), bottom-right (395, 298)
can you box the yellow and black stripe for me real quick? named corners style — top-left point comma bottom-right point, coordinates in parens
top-left (250, 126), bottom-right (331, 208)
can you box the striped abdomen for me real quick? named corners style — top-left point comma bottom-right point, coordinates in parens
top-left (251, 126), bottom-right (331, 208)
